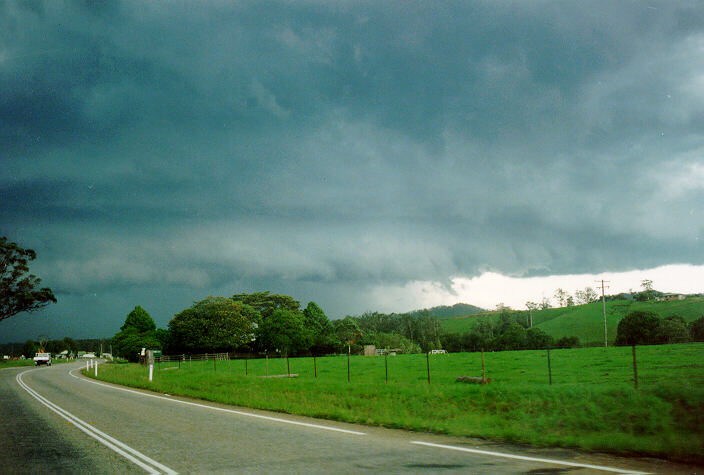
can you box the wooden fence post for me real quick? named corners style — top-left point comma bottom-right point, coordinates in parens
top-left (426, 352), bottom-right (431, 384)
top-left (385, 352), bottom-right (388, 384)
top-left (632, 345), bottom-right (638, 390)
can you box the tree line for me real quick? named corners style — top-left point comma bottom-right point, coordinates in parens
top-left (110, 292), bottom-right (588, 362)
top-left (615, 311), bottom-right (704, 346)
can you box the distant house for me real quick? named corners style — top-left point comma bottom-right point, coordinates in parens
top-left (662, 294), bottom-right (686, 301)
top-left (375, 348), bottom-right (403, 356)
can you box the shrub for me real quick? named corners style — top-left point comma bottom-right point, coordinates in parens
top-left (615, 311), bottom-right (660, 346)
top-left (688, 316), bottom-right (704, 342)
top-left (657, 315), bottom-right (690, 344)
top-left (555, 336), bottom-right (581, 348)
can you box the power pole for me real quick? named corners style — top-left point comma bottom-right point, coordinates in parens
top-left (596, 280), bottom-right (610, 347)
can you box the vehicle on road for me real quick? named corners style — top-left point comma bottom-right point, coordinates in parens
top-left (33, 352), bottom-right (51, 366)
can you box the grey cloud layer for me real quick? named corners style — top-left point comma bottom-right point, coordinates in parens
top-left (2, 1), bottom-right (703, 339)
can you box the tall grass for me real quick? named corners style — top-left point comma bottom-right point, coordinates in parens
top-left (90, 344), bottom-right (704, 464)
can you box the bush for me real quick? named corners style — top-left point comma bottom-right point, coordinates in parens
top-left (555, 336), bottom-right (581, 348)
top-left (525, 328), bottom-right (553, 349)
top-left (690, 316), bottom-right (704, 342)
top-left (615, 311), bottom-right (660, 346)
top-left (657, 315), bottom-right (690, 344)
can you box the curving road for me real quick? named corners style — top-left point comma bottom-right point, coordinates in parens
top-left (0, 361), bottom-right (692, 474)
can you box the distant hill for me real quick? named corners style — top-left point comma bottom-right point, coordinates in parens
top-left (408, 303), bottom-right (486, 319)
top-left (440, 296), bottom-right (704, 345)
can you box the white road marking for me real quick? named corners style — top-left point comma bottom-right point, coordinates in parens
top-left (16, 368), bottom-right (177, 475)
top-left (410, 441), bottom-right (649, 474)
top-left (69, 367), bottom-right (367, 436)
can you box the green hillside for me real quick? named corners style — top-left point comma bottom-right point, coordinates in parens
top-left (408, 302), bottom-right (485, 319)
top-left (441, 297), bottom-right (704, 345)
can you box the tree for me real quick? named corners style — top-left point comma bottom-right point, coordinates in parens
top-left (540, 297), bottom-right (551, 310)
top-left (334, 317), bottom-right (363, 351)
top-left (492, 323), bottom-right (527, 350)
top-left (656, 315), bottom-right (689, 344)
top-left (112, 327), bottom-right (162, 362)
top-left (553, 288), bottom-right (568, 307)
top-left (63, 337), bottom-right (79, 355)
top-left (231, 291), bottom-right (300, 321)
top-left (121, 305), bottom-right (157, 333)
top-left (690, 316), bottom-right (704, 342)
top-left (45, 339), bottom-right (67, 354)
top-left (525, 328), bottom-right (553, 349)
top-left (640, 279), bottom-right (653, 292)
top-left (169, 296), bottom-right (258, 353)
top-left (256, 308), bottom-right (310, 356)
top-left (575, 287), bottom-right (599, 305)
top-left (21, 339), bottom-right (37, 358)
top-left (302, 302), bottom-right (337, 355)
top-left (112, 305), bottom-right (161, 361)
top-left (584, 287), bottom-right (598, 303)
top-left (615, 311), bottom-right (661, 346)
top-left (0, 237), bottom-right (57, 322)
top-left (154, 328), bottom-right (173, 354)
top-left (555, 336), bottom-right (580, 348)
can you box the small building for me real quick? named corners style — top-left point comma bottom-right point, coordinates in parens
top-left (375, 348), bottom-right (403, 356)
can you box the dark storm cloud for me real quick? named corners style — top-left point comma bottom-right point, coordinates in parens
top-left (2, 1), bottom-right (703, 340)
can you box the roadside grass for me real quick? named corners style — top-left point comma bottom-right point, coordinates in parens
top-left (88, 344), bottom-right (704, 464)
top-left (0, 359), bottom-right (35, 368)
top-left (0, 358), bottom-right (76, 369)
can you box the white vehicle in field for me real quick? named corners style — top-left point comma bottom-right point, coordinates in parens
top-left (33, 352), bottom-right (52, 366)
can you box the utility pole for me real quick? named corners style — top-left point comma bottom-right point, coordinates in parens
top-left (596, 280), bottom-right (610, 347)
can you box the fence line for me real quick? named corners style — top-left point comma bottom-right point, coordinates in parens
top-left (146, 344), bottom-right (665, 390)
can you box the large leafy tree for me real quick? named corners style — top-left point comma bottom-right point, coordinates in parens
top-left (615, 310), bottom-right (661, 346)
top-left (21, 339), bottom-right (37, 358)
top-left (302, 302), bottom-right (337, 355)
top-left (256, 308), bottom-right (311, 356)
top-left (121, 305), bottom-right (156, 333)
top-left (169, 296), bottom-right (257, 353)
top-left (1, 237), bottom-right (57, 322)
top-left (112, 305), bottom-right (161, 361)
top-left (112, 328), bottom-right (162, 362)
top-left (231, 291), bottom-right (300, 321)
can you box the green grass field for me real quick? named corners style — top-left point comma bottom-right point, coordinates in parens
top-left (0, 359), bottom-right (35, 368)
top-left (441, 297), bottom-right (704, 345)
top-left (0, 358), bottom-right (73, 368)
top-left (89, 344), bottom-right (704, 464)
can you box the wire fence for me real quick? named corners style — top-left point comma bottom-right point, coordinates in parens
top-left (149, 343), bottom-right (704, 390)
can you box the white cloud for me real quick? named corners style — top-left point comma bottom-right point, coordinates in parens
top-left (367, 264), bottom-right (704, 313)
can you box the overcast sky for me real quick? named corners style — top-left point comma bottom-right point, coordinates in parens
top-left (2, 1), bottom-right (703, 342)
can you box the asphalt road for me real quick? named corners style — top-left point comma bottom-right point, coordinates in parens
top-left (0, 361), bottom-right (695, 474)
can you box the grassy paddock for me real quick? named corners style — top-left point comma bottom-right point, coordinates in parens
top-left (89, 344), bottom-right (704, 464)
top-left (0, 359), bottom-right (35, 368)
top-left (0, 358), bottom-right (74, 368)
